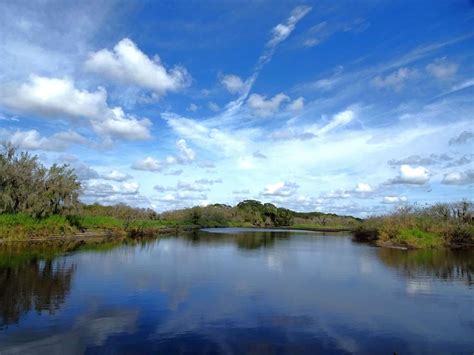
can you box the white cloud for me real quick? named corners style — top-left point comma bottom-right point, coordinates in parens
top-left (176, 139), bottom-right (196, 162)
top-left (208, 101), bottom-right (220, 112)
top-left (287, 97), bottom-right (304, 112)
top-left (247, 93), bottom-right (289, 117)
top-left (187, 103), bottom-right (199, 112)
top-left (177, 181), bottom-right (209, 192)
top-left (354, 183), bottom-right (373, 193)
top-left (131, 157), bottom-right (162, 172)
top-left (450, 78), bottom-right (474, 92)
top-left (256, 6), bottom-right (311, 70)
top-left (83, 180), bottom-right (140, 197)
top-left (267, 6), bottom-right (312, 47)
top-left (5, 129), bottom-right (86, 151)
top-left (260, 181), bottom-right (299, 197)
top-left (389, 164), bottom-right (430, 185)
top-left (163, 113), bottom-right (246, 154)
top-left (372, 67), bottom-right (417, 90)
top-left (237, 157), bottom-right (256, 170)
top-left (85, 38), bottom-right (190, 95)
top-left (72, 163), bottom-right (100, 181)
top-left (101, 169), bottom-right (132, 182)
top-left (0, 75), bottom-right (152, 141)
top-left (0, 75), bottom-right (105, 119)
top-left (91, 107), bottom-right (151, 141)
top-left (426, 57), bottom-right (458, 79)
top-left (221, 74), bottom-right (247, 95)
top-left (317, 109), bottom-right (355, 135)
top-left (130, 139), bottom-right (196, 173)
top-left (383, 196), bottom-right (408, 204)
top-left (120, 181), bottom-right (140, 194)
top-left (441, 170), bottom-right (474, 185)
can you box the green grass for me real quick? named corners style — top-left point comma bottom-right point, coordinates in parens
top-left (77, 215), bottom-right (124, 229)
top-left (127, 219), bottom-right (177, 228)
top-left (0, 213), bottom-right (73, 239)
top-left (0, 212), bottom-right (187, 240)
top-left (395, 228), bottom-right (443, 249)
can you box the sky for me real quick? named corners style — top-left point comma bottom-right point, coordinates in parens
top-left (0, 0), bottom-right (473, 216)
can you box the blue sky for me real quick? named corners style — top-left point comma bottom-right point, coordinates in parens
top-left (0, 0), bottom-right (473, 216)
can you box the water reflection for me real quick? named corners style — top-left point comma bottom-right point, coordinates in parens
top-left (183, 229), bottom-right (291, 249)
top-left (377, 247), bottom-right (473, 286)
top-left (0, 229), bottom-right (473, 354)
top-left (0, 257), bottom-right (75, 328)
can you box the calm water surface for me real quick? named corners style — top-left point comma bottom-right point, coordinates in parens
top-left (0, 228), bottom-right (473, 354)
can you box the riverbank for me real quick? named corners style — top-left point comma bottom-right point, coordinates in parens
top-left (0, 213), bottom-right (185, 243)
top-left (353, 202), bottom-right (474, 249)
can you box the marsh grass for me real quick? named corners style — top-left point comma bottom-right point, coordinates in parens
top-left (354, 201), bottom-right (474, 249)
top-left (0, 213), bottom-right (178, 240)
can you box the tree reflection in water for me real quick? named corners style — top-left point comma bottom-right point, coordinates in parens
top-left (0, 256), bottom-right (75, 328)
top-left (182, 230), bottom-right (291, 250)
top-left (377, 247), bottom-right (473, 286)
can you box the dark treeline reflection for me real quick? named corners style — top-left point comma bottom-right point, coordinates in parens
top-left (377, 247), bottom-right (473, 286)
top-left (182, 230), bottom-right (292, 250)
top-left (0, 254), bottom-right (75, 328)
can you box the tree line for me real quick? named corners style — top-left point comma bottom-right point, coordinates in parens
top-left (0, 143), bottom-right (80, 217)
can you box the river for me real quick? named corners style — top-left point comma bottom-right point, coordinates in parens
top-left (0, 228), bottom-right (473, 354)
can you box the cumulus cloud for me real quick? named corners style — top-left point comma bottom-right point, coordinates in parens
top-left (247, 93), bottom-right (289, 117)
top-left (85, 38), bottom-right (190, 95)
top-left (82, 180), bottom-right (149, 206)
top-left (426, 57), bottom-right (458, 79)
top-left (83, 181), bottom-right (140, 198)
top-left (176, 139), bottom-right (196, 163)
top-left (354, 183), bottom-right (373, 193)
top-left (383, 196), bottom-right (408, 204)
top-left (260, 181), bottom-right (299, 197)
top-left (372, 67), bottom-right (417, 90)
top-left (441, 170), bottom-right (474, 185)
top-left (154, 191), bottom-right (208, 208)
top-left (388, 164), bottom-right (430, 185)
top-left (177, 181), bottom-right (210, 192)
top-left (91, 107), bottom-right (152, 141)
top-left (221, 74), bottom-right (247, 95)
top-left (154, 180), bottom-right (214, 194)
top-left (131, 139), bottom-right (196, 173)
top-left (131, 157), bottom-right (162, 172)
top-left (287, 97), bottom-right (304, 112)
top-left (448, 131), bottom-right (474, 145)
top-left (101, 169), bottom-right (132, 182)
top-left (0, 75), bottom-right (152, 141)
top-left (0, 75), bottom-right (105, 119)
top-left (4, 129), bottom-right (87, 151)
